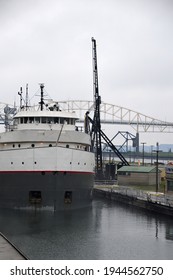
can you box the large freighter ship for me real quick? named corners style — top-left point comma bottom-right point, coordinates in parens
top-left (0, 84), bottom-right (95, 210)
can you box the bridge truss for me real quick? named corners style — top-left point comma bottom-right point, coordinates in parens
top-left (57, 100), bottom-right (173, 133)
top-left (1, 100), bottom-right (173, 134)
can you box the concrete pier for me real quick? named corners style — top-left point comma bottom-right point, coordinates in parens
top-left (0, 232), bottom-right (27, 260)
top-left (94, 185), bottom-right (173, 216)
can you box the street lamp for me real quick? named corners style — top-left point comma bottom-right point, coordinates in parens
top-left (141, 142), bottom-right (146, 166)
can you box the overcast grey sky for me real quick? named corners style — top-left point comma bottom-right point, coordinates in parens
top-left (0, 0), bottom-right (173, 145)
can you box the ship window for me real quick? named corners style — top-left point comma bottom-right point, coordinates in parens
top-left (35, 117), bottom-right (40, 123)
top-left (64, 118), bottom-right (69, 124)
top-left (54, 117), bottom-right (59, 124)
top-left (22, 162), bottom-right (24, 164)
top-left (29, 117), bottom-right (34, 123)
top-left (64, 191), bottom-right (72, 204)
top-left (18, 144), bottom-right (21, 147)
top-left (12, 144), bottom-right (15, 148)
top-left (31, 144), bottom-right (35, 147)
top-left (66, 144), bottom-right (69, 148)
top-left (42, 117), bottom-right (47, 123)
top-left (11, 162), bottom-right (13, 164)
top-left (24, 117), bottom-right (28, 123)
top-left (20, 118), bottom-right (23, 124)
top-left (49, 144), bottom-right (52, 147)
top-left (60, 118), bottom-right (64, 124)
top-left (47, 117), bottom-right (53, 124)
top-left (29, 191), bottom-right (42, 204)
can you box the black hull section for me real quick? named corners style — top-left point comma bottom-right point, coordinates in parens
top-left (0, 172), bottom-right (94, 211)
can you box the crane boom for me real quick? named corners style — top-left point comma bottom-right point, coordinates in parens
top-left (91, 37), bottom-right (103, 178)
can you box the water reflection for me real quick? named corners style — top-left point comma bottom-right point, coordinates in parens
top-left (0, 198), bottom-right (173, 259)
top-left (165, 224), bottom-right (173, 241)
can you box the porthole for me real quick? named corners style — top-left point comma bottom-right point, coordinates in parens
top-left (22, 162), bottom-right (24, 165)
top-left (18, 144), bottom-right (21, 148)
top-left (31, 144), bottom-right (35, 148)
top-left (12, 144), bottom-right (15, 148)
top-left (49, 144), bottom-right (52, 147)
top-left (66, 144), bottom-right (69, 148)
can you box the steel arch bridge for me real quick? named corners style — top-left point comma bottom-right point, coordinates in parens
top-left (57, 100), bottom-right (173, 133)
top-left (1, 100), bottom-right (173, 133)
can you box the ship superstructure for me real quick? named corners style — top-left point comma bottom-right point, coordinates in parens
top-left (0, 85), bottom-right (95, 210)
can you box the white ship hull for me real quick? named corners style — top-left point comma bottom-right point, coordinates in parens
top-left (0, 146), bottom-right (95, 210)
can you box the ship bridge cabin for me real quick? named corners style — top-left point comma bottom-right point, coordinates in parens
top-left (12, 110), bottom-right (78, 131)
top-left (0, 103), bottom-right (91, 152)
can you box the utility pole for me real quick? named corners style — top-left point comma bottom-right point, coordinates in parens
top-left (153, 142), bottom-right (162, 193)
top-left (141, 142), bottom-right (146, 166)
top-left (150, 145), bottom-right (153, 165)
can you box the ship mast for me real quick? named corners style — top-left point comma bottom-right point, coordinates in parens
top-left (25, 83), bottom-right (29, 110)
top-left (18, 87), bottom-right (23, 109)
top-left (39, 83), bottom-right (44, 111)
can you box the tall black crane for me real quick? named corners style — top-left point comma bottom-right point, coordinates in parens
top-left (91, 37), bottom-right (103, 179)
top-left (89, 38), bottom-right (129, 179)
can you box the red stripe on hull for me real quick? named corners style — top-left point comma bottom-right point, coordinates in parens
top-left (0, 170), bottom-right (95, 174)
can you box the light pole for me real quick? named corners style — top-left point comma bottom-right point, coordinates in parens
top-left (151, 145), bottom-right (153, 165)
top-left (153, 142), bottom-right (162, 193)
top-left (141, 142), bottom-right (146, 166)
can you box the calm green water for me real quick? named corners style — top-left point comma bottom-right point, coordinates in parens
top-left (0, 198), bottom-right (173, 259)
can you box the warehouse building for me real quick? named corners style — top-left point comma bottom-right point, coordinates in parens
top-left (117, 166), bottom-right (161, 186)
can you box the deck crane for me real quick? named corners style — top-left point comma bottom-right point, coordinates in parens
top-left (89, 38), bottom-right (129, 179)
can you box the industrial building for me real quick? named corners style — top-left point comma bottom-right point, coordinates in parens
top-left (117, 166), bottom-right (161, 186)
